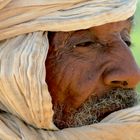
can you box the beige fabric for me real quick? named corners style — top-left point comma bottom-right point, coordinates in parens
top-left (0, 0), bottom-right (139, 139)
top-left (0, 0), bottom-right (11, 9)
top-left (0, 105), bottom-right (140, 140)
top-left (0, 32), bottom-right (56, 130)
top-left (0, 0), bottom-right (137, 41)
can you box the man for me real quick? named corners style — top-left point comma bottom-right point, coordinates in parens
top-left (0, 0), bottom-right (140, 139)
top-left (46, 17), bottom-right (140, 129)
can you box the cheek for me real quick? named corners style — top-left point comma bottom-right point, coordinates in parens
top-left (45, 48), bottom-right (109, 109)
top-left (46, 49), bottom-right (103, 87)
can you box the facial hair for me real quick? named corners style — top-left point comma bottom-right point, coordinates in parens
top-left (53, 88), bottom-right (139, 129)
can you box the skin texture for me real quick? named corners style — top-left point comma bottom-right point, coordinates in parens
top-left (45, 17), bottom-right (140, 129)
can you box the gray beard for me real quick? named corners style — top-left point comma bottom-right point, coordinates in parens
top-left (53, 88), bottom-right (139, 129)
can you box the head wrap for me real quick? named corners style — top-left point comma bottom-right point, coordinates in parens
top-left (0, 0), bottom-right (137, 41)
top-left (0, 0), bottom-right (138, 133)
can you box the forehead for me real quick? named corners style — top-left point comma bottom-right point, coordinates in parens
top-left (90, 17), bottom-right (133, 35)
top-left (49, 17), bottom-right (133, 45)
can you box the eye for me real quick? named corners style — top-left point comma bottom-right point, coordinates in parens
top-left (121, 29), bottom-right (131, 47)
top-left (75, 41), bottom-right (94, 47)
top-left (124, 40), bottom-right (131, 47)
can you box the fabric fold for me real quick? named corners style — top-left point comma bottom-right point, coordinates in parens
top-left (0, 32), bottom-right (56, 130)
top-left (0, 105), bottom-right (140, 140)
top-left (0, 0), bottom-right (137, 41)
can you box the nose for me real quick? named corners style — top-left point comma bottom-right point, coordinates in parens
top-left (103, 36), bottom-right (140, 88)
top-left (104, 65), bottom-right (140, 88)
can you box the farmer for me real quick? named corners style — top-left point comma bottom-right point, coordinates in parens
top-left (47, 16), bottom-right (140, 129)
top-left (0, 0), bottom-right (140, 139)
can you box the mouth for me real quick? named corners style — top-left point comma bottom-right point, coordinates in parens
top-left (53, 88), bottom-right (138, 129)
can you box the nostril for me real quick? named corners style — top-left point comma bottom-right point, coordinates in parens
top-left (122, 81), bottom-right (128, 86)
top-left (111, 81), bottom-right (128, 86)
top-left (111, 81), bottom-right (120, 84)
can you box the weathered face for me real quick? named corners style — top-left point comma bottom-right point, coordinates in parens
top-left (46, 17), bottom-right (140, 129)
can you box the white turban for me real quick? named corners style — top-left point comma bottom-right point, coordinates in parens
top-left (0, 0), bottom-right (137, 40)
top-left (0, 0), bottom-right (140, 140)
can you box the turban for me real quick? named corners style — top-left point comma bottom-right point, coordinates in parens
top-left (0, 0), bottom-right (137, 40)
top-left (0, 0), bottom-right (140, 139)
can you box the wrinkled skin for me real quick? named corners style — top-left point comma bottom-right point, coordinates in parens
top-left (46, 17), bottom-right (140, 129)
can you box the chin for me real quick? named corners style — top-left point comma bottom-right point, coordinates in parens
top-left (53, 87), bottom-right (138, 129)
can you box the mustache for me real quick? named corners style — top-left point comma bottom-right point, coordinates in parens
top-left (53, 88), bottom-right (139, 129)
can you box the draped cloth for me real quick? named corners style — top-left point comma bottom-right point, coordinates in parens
top-left (0, 0), bottom-right (140, 140)
top-left (0, 105), bottom-right (140, 140)
top-left (0, 0), bottom-right (137, 40)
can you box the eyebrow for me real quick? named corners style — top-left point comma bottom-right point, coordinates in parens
top-left (66, 30), bottom-right (94, 46)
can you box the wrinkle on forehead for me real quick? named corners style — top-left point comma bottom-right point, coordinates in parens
top-left (89, 19), bottom-right (132, 42)
top-left (49, 18), bottom-right (133, 49)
